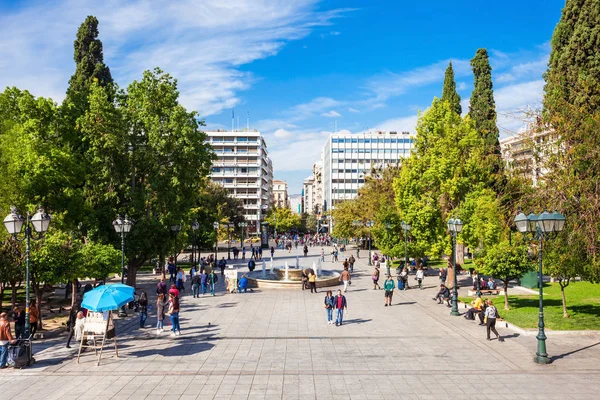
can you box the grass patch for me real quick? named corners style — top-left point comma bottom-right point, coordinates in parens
top-left (461, 281), bottom-right (600, 331)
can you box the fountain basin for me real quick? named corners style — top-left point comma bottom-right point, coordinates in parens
top-left (246, 269), bottom-right (340, 289)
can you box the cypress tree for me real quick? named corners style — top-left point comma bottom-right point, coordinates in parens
top-left (442, 62), bottom-right (462, 115)
top-left (543, 0), bottom-right (600, 280)
top-left (469, 48), bottom-right (500, 150)
top-left (65, 16), bottom-right (113, 111)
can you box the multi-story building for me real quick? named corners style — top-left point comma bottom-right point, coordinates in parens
top-left (206, 130), bottom-right (273, 234)
top-left (302, 176), bottom-right (314, 215)
top-left (288, 195), bottom-right (302, 214)
top-left (272, 180), bottom-right (289, 209)
top-left (321, 131), bottom-right (414, 212)
top-left (500, 124), bottom-right (557, 185)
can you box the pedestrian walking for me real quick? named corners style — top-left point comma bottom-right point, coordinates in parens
top-left (320, 248), bottom-right (325, 262)
top-left (219, 257), bottom-right (227, 276)
top-left (372, 267), bottom-right (381, 290)
top-left (0, 312), bottom-right (17, 368)
top-left (270, 246), bottom-right (275, 258)
top-left (156, 277), bottom-right (168, 299)
top-left (348, 255), bottom-right (355, 272)
top-left (208, 270), bottom-right (218, 296)
top-left (324, 290), bottom-right (335, 324)
top-left (65, 302), bottom-right (81, 348)
top-left (138, 291), bottom-right (148, 328)
top-left (339, 267), bottom-right (351, 293)
top-left (301, 269), bottom-right (308, 290)
top-left (308, 269), bottom-right (317, 293)
top-left (333, 289), bottom-right (347, 326)
top-left (416, 267), bottom-right (424, 289)
top-left (439, 267), bottom-right (447, 285)
top-left (200, 270), bottom-right (208, 295)
top-left (176, 268), bottom-right (186, 291)
top-left (168, 293), bottom-right (181, 336)
top-left (484, 300), bottom-right (503, 341)
top-left (191, 272), bottom-right (201, 298)
top-left (11, 306), bottom-right (25, 340)
top-left (29, 299), bottom-right (39, 337)
top-left (383, 275), bottom-right (395, 306)
top-left (156, 293), bottom-right (166, 334)
top-left (242, 246), bottom-right (246, 259)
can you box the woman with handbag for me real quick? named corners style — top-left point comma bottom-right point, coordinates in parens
top-left (168, 293), bottom-right (181, 336)
top-left (484, 300), bottom-right (503, 341)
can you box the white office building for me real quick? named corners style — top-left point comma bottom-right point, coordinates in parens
top-left (321, 131), bottom-right (414, 212)
top-left (206, 130), bottom-right (273, 234)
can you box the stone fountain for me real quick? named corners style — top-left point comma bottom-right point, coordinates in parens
top-left (246, 258), bottom-right (340, 289)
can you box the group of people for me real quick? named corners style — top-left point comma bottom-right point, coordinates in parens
top-left (231, 245), bottom-right (263, 260)
top-left (465, 295), bottom-right (504, 341)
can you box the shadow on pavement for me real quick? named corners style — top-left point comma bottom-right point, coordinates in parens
top-left (125, 340), bottom-right (216, 358)
top-left (551, 341), bottom-right (600, 362)
top-left (343, 318), bottom-right (372, 325)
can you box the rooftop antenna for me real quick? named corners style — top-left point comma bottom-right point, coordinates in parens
top-left (231, 109), bottom-right (234, 132)
top-left (247, 111), bottom-right (250, 131)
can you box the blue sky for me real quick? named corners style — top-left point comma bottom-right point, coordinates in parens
top-left (0, 0), bottom-right (566, 193)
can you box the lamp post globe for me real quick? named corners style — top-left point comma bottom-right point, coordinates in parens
top-left (5, 206), bottom-right (52, 338)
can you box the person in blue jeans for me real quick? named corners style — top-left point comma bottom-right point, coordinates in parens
top-left (168, 294), bottom-right (181, 336)
top-left (200, 270), bottom-right (208, 295)
top-left (333, 289), bottom-right (347, 326)
top-left (324, 290), bottom-right (335, 325)
top-left (0, 313), bottom-right (16, 369)
top-left (138, 291), bottom-right (148, 328)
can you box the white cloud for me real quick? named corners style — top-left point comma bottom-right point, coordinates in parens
top-left (365, 59), bottom-right (471, 102)
top-left (457, 82), bottom-right (467, 91)
top-left (321, 110), bottom-right (341, 117)
top-left (348, 107), bottom-right (359, 113)
top-left (330, 31), bottom-right (341, 35)
top-left (273, 128), bottom-right (294, 138)
top-left (370, 115), bottom-right (420, 134)
top-left (0, 0), bottom-right (348, 115)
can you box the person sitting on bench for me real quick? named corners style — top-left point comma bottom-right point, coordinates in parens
top-left (487, 277), bottom-right (496, 290)
top-left (432, 284), bottom-right (451, 306)
top-left (464, 294), bottom-right (484, 320)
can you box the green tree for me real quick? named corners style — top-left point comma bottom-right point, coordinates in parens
top-left (65, 16), bottom-right (113, 114)
top-left (0, 237), bottom-right (23, 310)
top-left (266, 207), bottom-right (302, 233)
top-left (442, 61), bottom-right (462, 115)
top-left (468, 48), bottom-right (504, 190)
top-left (305, 213), bottom-right (318, 233)
top-left (394, 98), bottom-right (489, 258)
top-left (542, 0), bottom-right (600, 281)
top-left (120, 68), bottom-right (214, 286)
top-left (458, 188), bottom-right (504, 255)
top-left (544, 233), bottom-right (589, 318)
top-left (475, 241), bottom-right (535, 310)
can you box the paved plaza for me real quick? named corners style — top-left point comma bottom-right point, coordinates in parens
top-left (1, 246), bottom-right (600, 399)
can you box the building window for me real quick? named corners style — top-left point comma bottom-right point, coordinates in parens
top-left (213, 167), bottom-right (221, 173)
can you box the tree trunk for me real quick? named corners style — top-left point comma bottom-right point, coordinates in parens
top-left (36, 290), bottom-right (43, 330)
top-left (71, 281), bottom-right (77, 308)
top-left (446, 263), bottom-right (455, 289)
top-left (126, 263), bottom-right (138, 289)
top-left (503, 279), bottom-right (510, 310)
top-left (456, 243), bottom-right (465, 265)
top-left (560, 284), bottom-right (569, 318)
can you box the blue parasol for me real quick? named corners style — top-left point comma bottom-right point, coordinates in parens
top-left (81, 283), bottom-right (135, 312)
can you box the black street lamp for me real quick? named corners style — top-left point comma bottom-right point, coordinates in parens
top-left (227, 222), bottom-right (234, 259)
top-left (401, 221), bottom-right (411, 267)
top-left (4, 207), bottom-right (51, 338)
top-left (238, 222), bottom-right (248, 249)
top-left (213, 221), bottom-right (220, 261)
top-left (113, 215), bottom-right (133, 316)
top-left (447, 218), bottom-right (463, 317)
top-left (191, 221), bottom-right (199, 267)
top-left (514, 210), bottom-right (565, 364)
